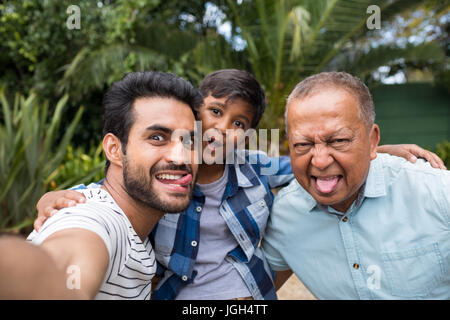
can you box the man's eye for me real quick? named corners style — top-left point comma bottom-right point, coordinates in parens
top-left (182, 137), bottom-right (194, 148)
top-left (211, 108), bottom-right (221, 116)
top-left (150, 134), bottom-right (165, 142)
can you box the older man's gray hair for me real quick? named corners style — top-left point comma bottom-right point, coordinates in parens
top-left (285, 72), bottom-right (376, 133)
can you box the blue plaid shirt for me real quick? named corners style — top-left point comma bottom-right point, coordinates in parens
top-left (150, 150), bottom-right (294, 300)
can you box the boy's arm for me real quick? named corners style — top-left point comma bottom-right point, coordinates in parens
top-left (249, 152), bottom-right (294, 188)
top-left (0, 229), bottom-right (109, 299)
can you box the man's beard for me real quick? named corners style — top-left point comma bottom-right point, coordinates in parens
top-left (122, 157), bottom-right (195, 213)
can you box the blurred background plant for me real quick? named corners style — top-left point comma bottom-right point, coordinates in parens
top-left (0, 88), bottom-right (101, 234)
top-left (46, 143), bottom-right (106, 191)
top-left (435, 140), bottom-right (450, 168)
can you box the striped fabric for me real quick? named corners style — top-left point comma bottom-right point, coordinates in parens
top-left (151, 150), bottom-right (294, 300)
top-left (27, 186), bottom-right (156, 300)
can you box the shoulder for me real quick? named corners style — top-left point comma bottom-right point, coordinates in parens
top-left (271, 179), bottom-right (315, 217)
top-left (27, 187), bottom-right (129, 257)
top-left (376, 153), bottom-right (449, 187)
top-left (376, 153), bottom-right (450, 226)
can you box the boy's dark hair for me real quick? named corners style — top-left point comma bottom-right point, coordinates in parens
top-left (102, 71), bottom-right (203, 172)
top-left (199, 69), bottom-right (266, 128)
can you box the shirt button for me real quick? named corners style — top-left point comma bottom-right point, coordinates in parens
top-left (342, 217), bottom-right (348, 222)
top-left (181, 275), bottom-right (188, 281)
top-left (353, 263), bottom-right (360, 269)
top-left (196, 206), bottom-right (202, 213)
top-left (259, 200), bottom-right (265, 207)
top-left (191, 240), bottom-right (198, 247)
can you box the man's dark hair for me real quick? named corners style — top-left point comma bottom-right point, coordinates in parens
top-left (199, 69), bottom-right (266, 128)
top-left (102, 71), bottom-right (203, 172)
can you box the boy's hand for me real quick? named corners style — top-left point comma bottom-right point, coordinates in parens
top-left (377, 144), bottom-right (446, 170)
top-left (34, 190), bottom-right (87, 231)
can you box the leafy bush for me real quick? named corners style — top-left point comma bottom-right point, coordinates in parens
top-left (0, 88), bottom-right (84, 232)
top-left (47, 143), bottom-right (105, 191)
top-left (435, 140), bottom-right (450, 168)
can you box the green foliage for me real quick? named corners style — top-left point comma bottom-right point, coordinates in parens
top-left (435, 140), bottom-right (450, 168)
top-left (46, 143), bottom-right (106, 192)
top-left (216, 0), bottom-right (445, 131)
top-left (0, 87), bottom-right (83, 232)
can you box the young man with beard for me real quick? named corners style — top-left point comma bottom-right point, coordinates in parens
top-left (33, 70), bottom-right (445, 300)
top-left (0, 71), bottom-right (202, 299)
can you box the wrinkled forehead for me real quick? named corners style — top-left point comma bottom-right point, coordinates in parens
top-left (287, 89), bottom-right (363, 133)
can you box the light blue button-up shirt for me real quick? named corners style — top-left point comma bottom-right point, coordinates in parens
top-left (262, 153), bottom-right (450, 299)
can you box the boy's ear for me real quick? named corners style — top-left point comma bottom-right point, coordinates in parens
top-left (103, 133), bottom-right (124, 168)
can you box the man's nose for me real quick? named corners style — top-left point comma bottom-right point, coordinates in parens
top-left (311, 145), bottom-right (334, 170)
top-left (166, 140), bottom-right (191, 165)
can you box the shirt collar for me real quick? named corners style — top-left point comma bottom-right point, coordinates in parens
top-left (193, 151), bottom-right (261, 200)
top-left (363, 154), bottom-right (386, 198)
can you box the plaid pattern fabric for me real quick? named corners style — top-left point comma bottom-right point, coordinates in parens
top-left (151, 150), bottom-right (294, 300)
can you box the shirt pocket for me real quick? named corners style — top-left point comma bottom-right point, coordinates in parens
top-left (246, 199), bottom-right (270, 238)
top-left (154, 213), bottom-right (180, 258)
top-left (381, 242), bottom-right (446, 298)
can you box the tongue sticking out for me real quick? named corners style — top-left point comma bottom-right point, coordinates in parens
top-left (315, 176), bottom-right (340, 194)
top-left (159, 174), bottom-right (192, 185)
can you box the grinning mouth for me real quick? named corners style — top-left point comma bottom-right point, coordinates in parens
top-left (155, 172), bottom-right (192, 188)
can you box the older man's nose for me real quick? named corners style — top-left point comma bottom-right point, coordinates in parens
top-left (311, 146), bottom-right (334, 170)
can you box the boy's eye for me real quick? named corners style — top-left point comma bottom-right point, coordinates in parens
top-left (211, 108), bottom-right (221, 116)
top-left (234, 120), bottom-right (245, 128)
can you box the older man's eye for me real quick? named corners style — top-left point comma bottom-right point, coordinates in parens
top-left (294, 142), bottom-right (313, 152)
top-left (329, 139), bottom-right (350, 147)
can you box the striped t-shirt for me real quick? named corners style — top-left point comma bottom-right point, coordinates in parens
top-left (27, 184), bottom-right (156, 300)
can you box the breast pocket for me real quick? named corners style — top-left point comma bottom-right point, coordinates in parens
top-left (246, 199), bottom-right (270, 238)
top-left (381, 242), bottom-right (447, 298)
top-left (154, 213), bottom-right (180, 258)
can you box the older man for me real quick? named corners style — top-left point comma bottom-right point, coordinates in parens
top-left (262, 72), bottom-right (450, 299)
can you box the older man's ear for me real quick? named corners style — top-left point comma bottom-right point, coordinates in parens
top-left (369, 124), bottom-right (381, 160)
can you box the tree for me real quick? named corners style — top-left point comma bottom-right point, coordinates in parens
top-left (212, 0), bottom-right (447, 131)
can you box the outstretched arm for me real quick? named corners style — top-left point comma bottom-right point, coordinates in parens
top-left (0, 229), bottom-right (108, 299)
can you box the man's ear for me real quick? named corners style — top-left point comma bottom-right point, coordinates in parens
top-left (103, 133), bottom-right (124, 168)
top-left (369, 124), bottom-right (381, 160)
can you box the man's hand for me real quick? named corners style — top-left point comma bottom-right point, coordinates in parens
top-left (377, 144), bottom-right (446, 169)
top-left (35, 190), bottom-right (87, 231)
